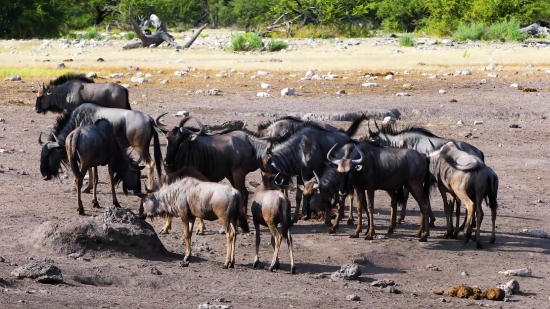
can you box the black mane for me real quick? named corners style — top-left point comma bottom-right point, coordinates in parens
top-left (49, 110), bottom-right (73, 141)
top-left (48, 73), bottom-right (94, 87)
top-left (163, 166), bottom-right (209, 184)
top-left (379, 123), bottom-right (439, 138)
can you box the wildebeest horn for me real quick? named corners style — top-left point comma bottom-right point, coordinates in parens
top-left (352, 146), bottom-right (365, 165)
top-left (52, 134), bottom-right (60, 144)
top-left (155, 113), bottom-right (174, 133)
top-left (367, 120), bottom-right (374, 136)
top-left (38, 132), bottom-right (45, 146)
top-left (374, 120), bottom-right (380, 131)
top-left (327, 144), bottom-right (341, 165)
top-left (313, 170), bottom-right (321, 184)
top-left (191, 116), bottom-right (206, 135)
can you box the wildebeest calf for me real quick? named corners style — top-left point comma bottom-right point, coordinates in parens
top-left (249, 173), bottom-right (295, 274)
top-left (65, 119), bottom-right (144, 215)
top-left (139, 167), bottom-right (250, 268)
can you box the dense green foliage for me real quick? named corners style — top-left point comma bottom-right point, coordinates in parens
top-left (0, 0), bottom-right (549, 39)
top-left (399, 34), bottom-right (415, 47)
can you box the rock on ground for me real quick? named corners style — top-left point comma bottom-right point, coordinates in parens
top-left (197, 303), bottom-right (231, 309)
top-left (331, 264), bottom-right (361, 280)
top-left (11, 263), bottom-right (63, 284)
top-left (30, 206), bottom-right (167, 258)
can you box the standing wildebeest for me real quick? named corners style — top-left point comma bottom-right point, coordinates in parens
top-left (138, 167), bottom-right (250, 268)
top-left (261, 117), bottom-right (366, 222)
top-left (327, 141), bottom-right (433, 241)
top-left (38, 104), bottom-right (162, 190)
top-left (429, 142), bottom-right (498, 248)
top-left (249, 173), bottom-right (295, 274)
top-left (366, 121), bottom-right (485, 226)
top-left (301, 169), bottom-right (355, 227)
top-left (66, 119), bottom-right (144, 215)
top-left (35, 73), bottom-right (130, 114)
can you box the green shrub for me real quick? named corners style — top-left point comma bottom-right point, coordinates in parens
top-left (267, 39), bottom-right (288, 51)
top-left (82, 27), bottom-right (99, 40)
top-left (399, 34), bottom-right (415, 47)
top-left (124, 31), bottom-right (137, 40)
top-left (484, 19), bottom-right (525, 42)
top-left (229, 32), bottom-right (264, 51)
top-left (453, 23), bottom-right (485, 41)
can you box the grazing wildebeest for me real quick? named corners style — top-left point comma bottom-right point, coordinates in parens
top-left (38, 104), bottom-right (162, 190)
top-left (65, 119), bottom-right (144, 215)
top-left (327, 141), bottom-right (433, 241)
top-left (154, 114), bottom-right (269, 234)
top-left (34, 73), bottom-right (130, 114)
top-left (301, 169), bottom-right (355, 227)
top-left (138, 167), bottom-right (250, 268)
top-left (367, 121), bottom-right (485, 226)
top-left (261, 117), bottom-right (366, 222)
top-left (428, 142), bottom-right (498, 248)
top-left (249, 173), bottom-right (295, 274)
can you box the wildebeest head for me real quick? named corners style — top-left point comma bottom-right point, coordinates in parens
top-left (34, 82), bottom-right (55, 114)
top-left (138, 193), bottom-right (160, 220)
top-left (121, 155), bottom-right (145, 195)
top-left (38, 132), bottom-right (64, 180)
top-left (300, 170), bottom-right (321, 213)
top-left (365, 120), bottom-right (381, 140)
top-left (327, 143), bottom-right (364, 196)
top-left (155, 113), bottom-right (206, 167)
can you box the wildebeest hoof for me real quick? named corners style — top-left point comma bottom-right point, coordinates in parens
top-left (418, 236), bottom-right (428, 242)
top-left (489, 238), bottom-right (495, 244)
top-left (78, 211), bottom-right (86, 216)
top-left (229, 261), bottom-right (235, 268)
top-left (290, 266), bottom-right (296, 274)
top-left (179, 260), bottom-right (189, 267)
top-left (347, 219), bottom-right (354, 226)
top-left (328, 228), bottom-right (336, 234)
top-left (364, 234), bottom-right (374, 240)
top-left (397, 217), bottom-right (404, 224)
top-left (253, 261), bottom-right (260, 269)
top-left (113, 202), bottom-right (121, 208)
top-left (223, 263), bottom-right (229, 269)
top-left (476, 242), bottom-right (483, 249)
top-left (443, 231), bottom-right (451, 239)
top-left (268, 266), bottom-right (276, 272)
top-left (429, 222), bottom-right (436, 228)
top-left (324, 221), bottom-right (332, 227)
top-left (273, 261), bottom-right (280, 270)
top-left (196, 231), bottom-right (205, 236)
top-left (349, 234), bottom-right (359, 239)
top-left (82, 188), bottom-right (92, 194)
top-left (159, 229), bottom-right (170, 234)
top-left (387, 229), bottom-right (394, 234)
top-left (92, 201), bottom-right (101, 209)
top-left (218, 228), bottom-right (226, 235)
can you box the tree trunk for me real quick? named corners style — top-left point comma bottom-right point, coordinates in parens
top-left (123, 5), bottom-right (207, 50)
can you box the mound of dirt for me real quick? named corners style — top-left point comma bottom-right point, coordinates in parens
top-left (30, 206), bottom-right (167, 258)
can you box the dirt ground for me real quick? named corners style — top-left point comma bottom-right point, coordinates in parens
top-left (1, 35), bottom-right (550, 309)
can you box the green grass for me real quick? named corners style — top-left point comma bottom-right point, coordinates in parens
top-left (82, 27), bottom-right (99, 40)
top-left (266, 39), bottom-right (288, 51)
top-left (0, 68), bottom-right (75, 79)
top-left (399, 34), bottom-right (415, 47)
top-left (229, 32), bottom-right (264, 51)
top-left (484, 19), bottom-right (525, 42)
top-left (124, 31), bottom-right (137, 40)
top-left (453, 23), bottom-right (485, 41)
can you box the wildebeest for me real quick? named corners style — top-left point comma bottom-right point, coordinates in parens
top-left (65, 119), bottom-right (144, 215)
top-left (261, 116), bottom-right (366, 222)
top-left (367, 121), bottom-right (485, 225)
top-left (35, 73), bottom-right (130, 114)
top-left (138, 167), bottom-right (250, 268)
top-left (301, 169), bottom-right (355, 227)
top-left (428, 142), bottom-right (498, 248)
top-left (249, 173), bottom-right (295, 274)
top-left (38, 103), bottom-right (162, 190)
top-left (327, 141), bottom-right (433, 241)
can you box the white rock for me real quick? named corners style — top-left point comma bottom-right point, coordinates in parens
top-left (130, 77), bottom-right (147, 83)
top-left (498, 268), bottom-right (532, 277)
top-left (480, 79), bottom-right (487, 84)
top-left (428, 74), bottom-right (438, 79)
top-left (256, 92), bottom-right (270, 97)
top-left (176, 111), bottom-right (189, 117)
top-left (461, 70), bottom-right (472, 75)
top-left (362, 83), bottom-right (379, 87)
top-left (110, 73), bottom-right (123, 78)
top-left (403, 70), bottom-right (411, 74)
top-left (487, 73), bottom-right (498, 78)
top-left (439, 89), bottom-right (447, 94)
top-left (135, 72), bottom-right (143, 77)
top-left (457, 120), bottom-right (464, 125)
top-left (174, 71), bottom-right (182, 77)
top-left (305, 70), bottom-right (314, 77)
top-left (86, 72), bottom-right (97, 78)
top-left (336, 89), bottom-right (346, 95)
top-left (395, 92), bottom-right (410, 97)
top-left (474, 121), bottom-right (483, 125)
top-left (5, 75), bottom-right (21, 81)
top-left (529, 229), bottom-right (548, 238)
top-left (261, 82), bottom-right (273, 89)
top-left (160, 79), bottom-right (169, 84)
top-left (257, 70), bottom-right (269, 76)
top-left (120, 84), bottom-right (130, 89)
top-left (383, 116), bottom-right (396, 124)
top-left (545, 70), bottom-right (550, 75)
top-left (281, 88), bottom-right (295, 96)
top-left (385, 74), bottom-right (393, 80)
top-left (144, 73), bottom-right (153, 78)
top-left (403, 83), bottom-right (412, 89)
top-left (206, 89), bottom-right (220, 95)
top-left (510, 83), bottom-right (519, 88)
top-left (486, 65), bottom-right (495, 71)
top-left (56, 63), bottom-right (66, 69)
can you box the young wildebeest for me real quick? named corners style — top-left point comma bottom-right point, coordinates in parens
top-left (38, 103), bottom-right (162, 191)
top-left (249, 173), bottom-right (295, 274)
top-left (301, 169), bottom-right (355, 227)
top-left (34, 73), bottom-right (130, 114)
top-left (327, 141), bottom-right (433, 241)
top-left (429, 142), bottom-right (498, 248)
top-left (139, 167), bottom-right (250, 268)
top-left (65, 119), bottom-right (144, 215)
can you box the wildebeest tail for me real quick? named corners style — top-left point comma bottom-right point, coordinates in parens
top-left (343, 115), bottom-right (368, 137)
top-left (66, 133), bottom-right (82, 179)
top-left (237, 193), bottom-right (250, 233)
top-left (281, 195), bottom-right (293, 236)
top-left (123, 87), bottom-right (132, 110)
top-left (423, 156), bottom-right (431, 201)
top-left (151, 120), bottom-right (163, 180)
top-left (486, 171), bottom-right (498, 212)
top-left (394, 187), bottom-right (406, 211)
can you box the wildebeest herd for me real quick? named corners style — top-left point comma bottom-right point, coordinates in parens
top-left (34, 73), bottom-right (499, 272)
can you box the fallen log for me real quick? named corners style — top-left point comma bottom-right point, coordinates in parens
top-left (123, 5), bottom-right (207, 50)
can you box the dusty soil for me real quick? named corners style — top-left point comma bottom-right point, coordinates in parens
top-left (1, 35), bottom-right (550, 308)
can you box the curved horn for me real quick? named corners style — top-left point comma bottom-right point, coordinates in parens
top-left (327, 144), bottom-right (342, 165)
top-left (178, 115), bottom-right (192, 128)
top-left (374, 119), bottom-right (380, 131)
top-left (133, 154), bottom-right (142, 166)
top-left (352, 145), bottom-right (365, 165)
top-left (367, 120), bottom-right (373, 136)
top-left (190, 116), bottom-right (206, 135)
top-left (155, 113), bottom-right (174, 132)
top-left (38, 132), bottom-right (45, 146)
top-left (52, 134), bottom-right (60, 144)
top-left (313, 170), bottom-right (321, 184)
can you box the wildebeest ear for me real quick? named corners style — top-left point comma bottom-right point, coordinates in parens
top-left (189, 134), bottom-right (198, 141)
top-left (355, 165), bottom-right (363, 171)
top-left (248, 181), bottom-right (260, 188)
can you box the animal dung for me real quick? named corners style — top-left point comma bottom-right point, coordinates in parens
top-left (445, 284), bottom-right (505, 301)
top-left (456, 284), bottom-right (473, 298)
top-left (449, 99), bottom-right (457, 103)
top-left (97, 58), bottom-right (105, 62)
top-left (433, 290), bottom-right (444, 295)
top-left (485, 288), bottom-right (505, 301)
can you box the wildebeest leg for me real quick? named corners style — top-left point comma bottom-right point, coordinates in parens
top-left (268, 223), bottom-right (282, 272)
top-left (474, 193), bottom-right (484, 249)
top-left (82, 168), bottom-right (94, 194)
top-left (453, 197), bottom-right (462, 238)
top-left (230, 223), bottom-right (237, 268)
top-left (455, 190), bottom-right (475, 245)
top-left (196, 219), bottom-right (206, 235)
top-left (91, 167), bottom-right (100, 209)
top-left (346, 192), bottom-right (355, 225)
top-left (364, 190), bottom-right (376, 240)
top-left (294, 178), bottom-right (304, 222)
top-left (74, 172), bottom-right (85, 216)
top-left (387, 191), bottom-right (399, 234)
top-left (439, 186), bottom-right (453, 239)
top-left (180, 217), bottom-right (191, 266)
top-left (253, 220), bottom-right (261, 268)
top-left (107, 165), bottom-right (121, 208)
top-left (408, 185), bottom-right (430, 242)
top-left (222, 221), bottom-right (235, 269)
top-left (349, 189), bottom-right (366, 238)
top-left (398, 187), bottom-right (409, 224)
top-left (160, 217), bottom-right (172, 234)
top-left (490, 203), bottom-right (497, 245)
top-left (328, 195), bottom-right (345, 234)
top-left (286, 227), bottom-right (296, 274)
top-left (324, 197), bottom-right (337, 227)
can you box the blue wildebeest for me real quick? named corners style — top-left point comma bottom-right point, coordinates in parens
top-left (65, 119), bottom-right (144, 215)
top-left (249, 173), bottom-right (295, 274)
top-left (38, 103), bottom-right (162, 190)
top-left (34, 73), bottom-right (130, 114)
top-left (138, 167), bottom-right (250, 268)
top-left (301, 169), bottom-right (355, 227)
top-left (366, 121), bottom-right (485, 226)
top-left (428, 142), bottom-right (498, 248)
top-left (327, 141), bottom-right (433, 241)
top-left (261, 116), bottom-right (366, 222)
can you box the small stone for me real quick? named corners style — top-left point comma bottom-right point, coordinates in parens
top-left (506, 279), bottom-right (520, 294)
top-left (487, 73), bottom-right (498, 78)
top-left (382, 286), bottom-right (400, 294)
top-left (385, 74), bottom-right (393, 80)
top-left (150, 267), bottom-right (162, 275)
top-left (305, 70), bottom-right (314, 77)
top-left (362, 83), bottom-right (378, 87)
top-left (395, 92), bottom-right (410, 97)
top-left (461, 271), bottom-right (468, 277)
top-left (56, 63), bottom-right (65, 69)
top-left (474, 121), bottom-right (483, 125)
top-left (257, 70), bottom-right (269, 76)
top-left (0, 257), bottom-right (5, 262)
top-left (281, 88), bottom-right (295, 96)
top-left (312, 273), bottom-right (326, 279)
top-left (261, 82), bottom-right (273, 89)
top-left (176, 111), bottom-right (189, 117)
top-left (206, 89), bottom-right (220, 96)
top-left (371, 279), bottom-right (395, 287)
top-left (11, 263), bottom-right (63, 284)
top-left (256, 92), bottom-right (270, 98)
top-left (433, 290), bottom-right (445, 295)
top-left (510, 83), bottom-right (519, 88)
top-left (160, 79), bottom-right (169, 84)
top-left (5, 74), bottom-right (21, 81)
top-left (439, 298), bottom-right (447, 303)
top-left (346, 294), bottom-right (360, 301)
top-left (498, 268), bottom-right (532, 277)
top-left (509, 124), bottom-right (521, 128)
top-left (439, 89), bottom-right (447, 94)
top-left (331, 264), bottom-right (361, 280)
top-left (109, 73), bottom-right (123, 78)
top-left (457, 120), bottom-right (464, 125)
top-left (450, 99), bottom-right (458, 103)
top-left (336, 89), bottom-right (346, 95)
top-left (68, 253), bottom-right (81, 259)
top-left (216, 298), bottom-right (230, 303)
top-left (130, 77), bottom-right (147, 83)
top-left (480, 79), bottom-right (487, 84)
